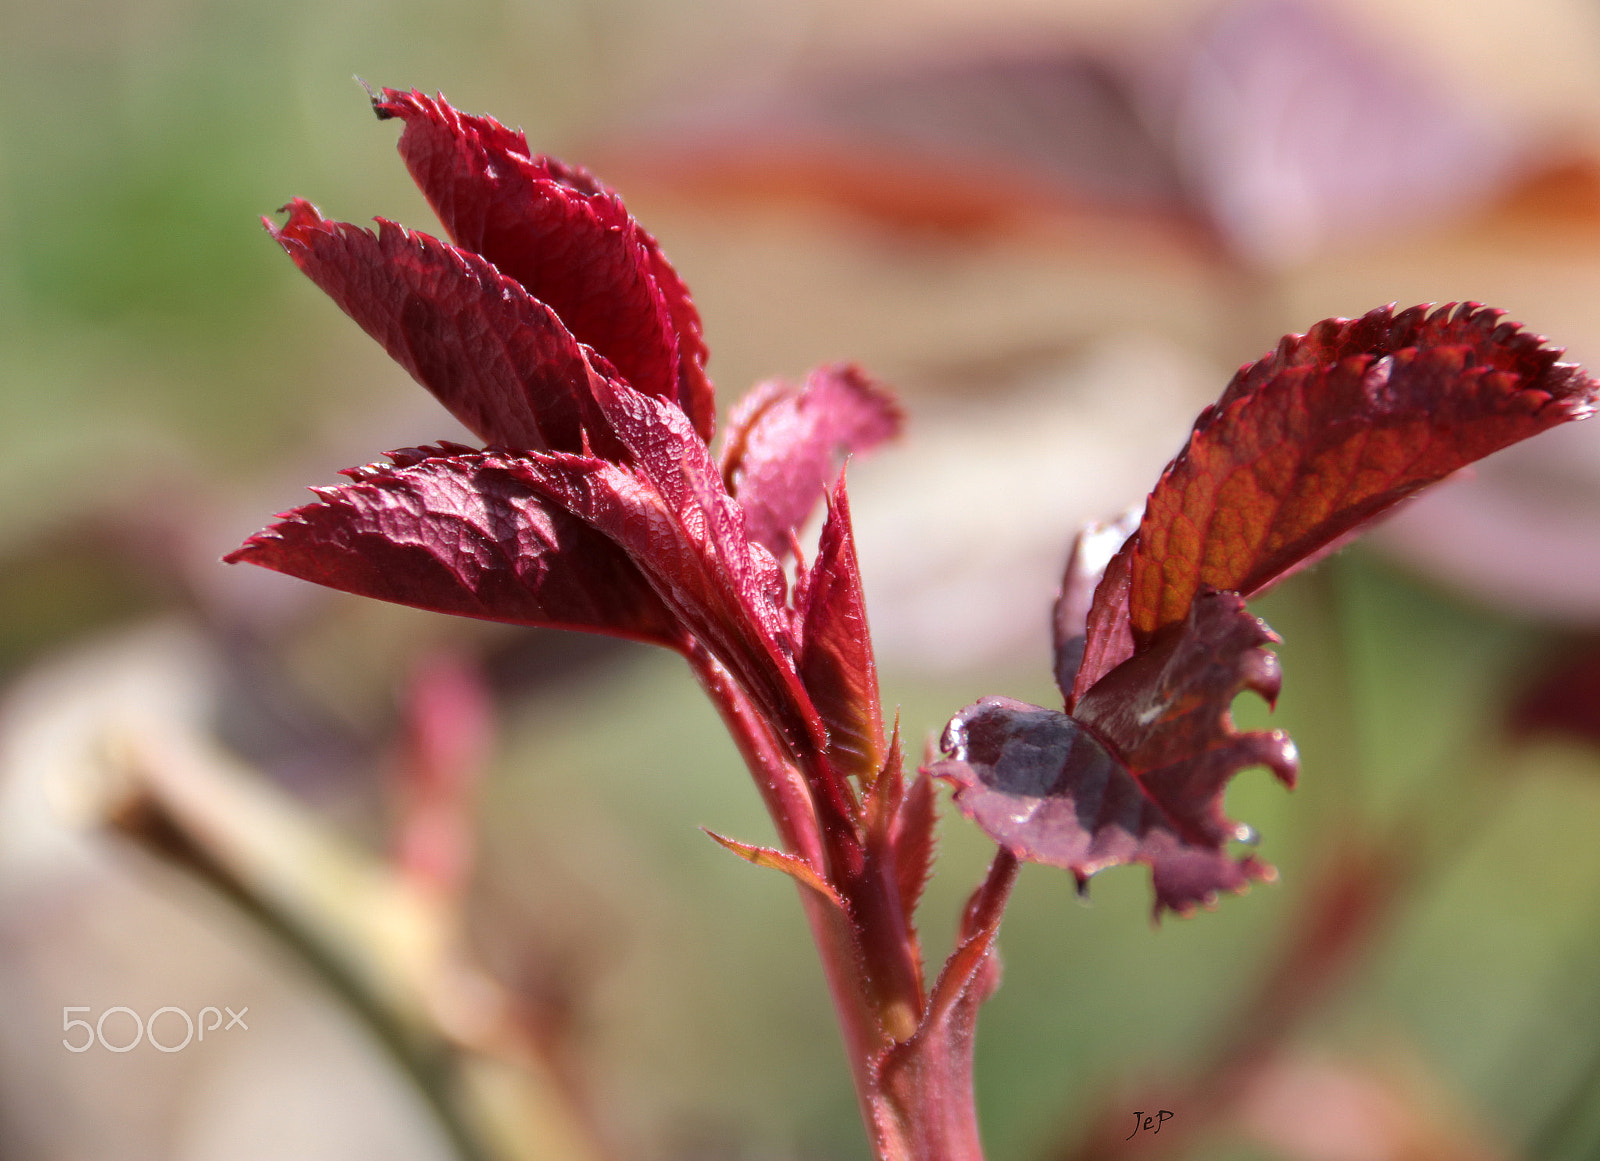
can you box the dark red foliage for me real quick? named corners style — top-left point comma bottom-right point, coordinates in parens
top-left (504, 374), bottom-right (828, 765)
top-left (233, 90), bottom-right (901, 824)
top-left (375, 89), bottom-right (716, 441)
top-left (267, 200), bottom-right (612, 455)
top-left (233, 86), bottom-right (1600, 1161)
top-left (936, 303), bottom-right (1599, 915)
top-left (227, 445), bottom-right (685, 646)
top-left (238, 87), bottom-right (1600, 938)
top-left (796, 478), bottom-right (886, 781)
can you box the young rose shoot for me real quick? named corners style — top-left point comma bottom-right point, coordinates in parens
top-left (231, 90), bottom-right (1599, 1161)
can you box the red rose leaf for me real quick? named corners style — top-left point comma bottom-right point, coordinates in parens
top-left (795, 476), bottom-right (886, 781)
top-left (268, 200), bottom-right (614, 456)
top-left (374, 89), bottom-right (715, 441)
top-left (931, 591), bottom-right (1297, 916)
top-left (720, 363), bottom-right (902, 557)
top-left (1099, 303), bottom-right (1600, 656)
top-left (225, 446), bottom-right (685, 647)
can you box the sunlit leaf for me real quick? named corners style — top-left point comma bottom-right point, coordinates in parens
top-left (720, 363), bottom-right (901, 556)
top-left (268, 200), bottom-right (609, 454)
top-left (703, 829), bottom-right (846, 909)
top-left (374, 88), bottom-right (715, 440)
top-left (1110, 302), bottom-right (1600, 647)
top-left (506, 377), bottom-right (838, 783)
top-left (226, 445), bottom-right (685, 647)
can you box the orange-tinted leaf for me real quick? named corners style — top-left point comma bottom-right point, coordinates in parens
top-left (932, 592), bottom-right (1296, 916)
top-left (703, 829), bottom-right (846, 909)
top-left (374, 89), bottom-right (715, 441)
top-left (1109, 303), bottom-right (1599, 645)
top-left (226, 445), bottom-right (684, 648)
top-left (720, 364), bottom-right (901, 556)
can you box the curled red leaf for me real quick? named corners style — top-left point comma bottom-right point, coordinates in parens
top-left (931, 591), bottom-right (1297, 916)
top-left (373, 88), bottom-right (715, 441)
top-left (225, 446), bottom-right (685, 647)
top-left (720, 364), bottom-right (902, 557)
top-left (951, 303), bottom-right (1599, 917)
top-left (1053, 510), bottom-right (1140, 705)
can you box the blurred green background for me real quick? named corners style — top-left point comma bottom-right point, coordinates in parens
top-left (4, 0), bottom-right (1600, 1158)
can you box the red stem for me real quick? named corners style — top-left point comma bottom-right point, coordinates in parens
top-left (688, 645), bottom-right (821, 865)
top-left (874, 848), bottom-right (1019, 1161)
top-left (687, 648), bottom-right (884, 1079)
top-left (688, 645), bottom-right (1014, 1160)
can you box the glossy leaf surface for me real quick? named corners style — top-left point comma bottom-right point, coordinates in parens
top-left (506, 376), bottom-right (836, 779)
top-left (934, 592), bottom-right (1297, 915)
top-left (954, 303), bottom-right (1598, 917)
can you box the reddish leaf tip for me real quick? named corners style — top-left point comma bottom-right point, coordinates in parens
top-left (370, 87), bottom-right (447, 125)
top-left (268, 196), bottom-right (327, 240)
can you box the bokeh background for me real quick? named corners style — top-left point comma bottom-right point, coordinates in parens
top-left (5, 0), bottom-right (1600, 1158)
